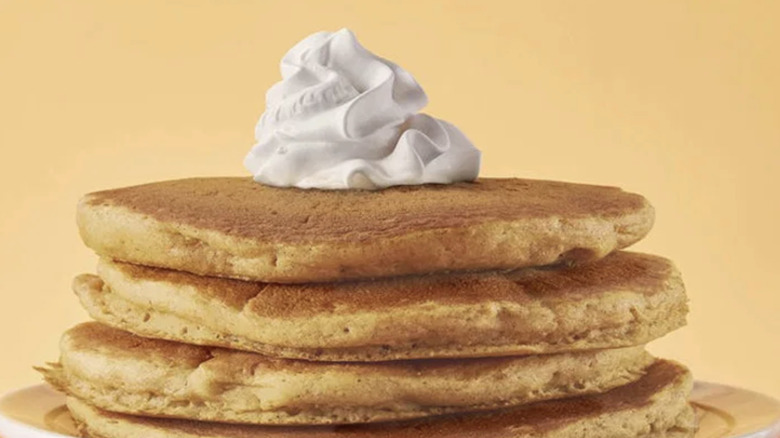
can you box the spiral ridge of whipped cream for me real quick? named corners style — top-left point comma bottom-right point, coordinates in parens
top-left (244, 29), bottom-right (481, 190)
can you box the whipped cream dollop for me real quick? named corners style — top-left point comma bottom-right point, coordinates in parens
top-left (244, 29), bottom-right (481, 190)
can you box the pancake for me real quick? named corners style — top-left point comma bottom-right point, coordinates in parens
top-left (74, 252), bottom-right (687, 362)
top-left (76, 177), bottom-right (654, 283)
top-left (40, 323), bottom-right (654, 426)
top-left (64, 359), bottom-right (695, 437)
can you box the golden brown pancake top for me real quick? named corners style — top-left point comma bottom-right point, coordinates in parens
top-left (60, 322), bottom-right (649, 383)
top-left (63, 322), bottom-right (213, 368)
top-left (109, 251), bottom-right (678, 318)
top-left (83, 177), bottom-right (650, 243)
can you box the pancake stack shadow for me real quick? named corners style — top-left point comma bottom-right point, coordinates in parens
top-left (40, 177), bottom-right (697, 437)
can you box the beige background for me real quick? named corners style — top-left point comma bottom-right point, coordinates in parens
top-left (1, 0), bottom-right (779, 399)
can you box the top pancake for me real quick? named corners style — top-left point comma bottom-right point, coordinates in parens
top-left (77, 177), bottom-right (654, 282)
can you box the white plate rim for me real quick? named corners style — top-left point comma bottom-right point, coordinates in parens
top-left (0, 385), bottom-right (74, 438)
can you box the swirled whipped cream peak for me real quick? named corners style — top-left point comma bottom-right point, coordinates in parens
top-left (244, 28), bottom-right (481, 190)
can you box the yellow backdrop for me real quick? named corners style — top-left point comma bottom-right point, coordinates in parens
top-left (1, 0), bottom-right (778, 398)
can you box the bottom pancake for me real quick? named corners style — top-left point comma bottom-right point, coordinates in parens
top-left (65, 360), bottom-right (696, 438)
top-left (40, 323), bottom-right (653, 425)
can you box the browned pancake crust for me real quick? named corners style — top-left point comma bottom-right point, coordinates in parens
top-left (108, 251), bottom-right (677, 318)
top-left (66, 360), bottom-right (695, 437)
top-left (42, 323), bottom-right (655, 425)
top-left (78, 177), bottom-right (654, 282)
top-left (76, 251), bottom-right (687, 361)
top-left (82, 177), bottom-right (648, 242)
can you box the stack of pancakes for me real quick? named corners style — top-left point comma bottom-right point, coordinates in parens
top-left (41, 177), bottom-right (697, 438)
